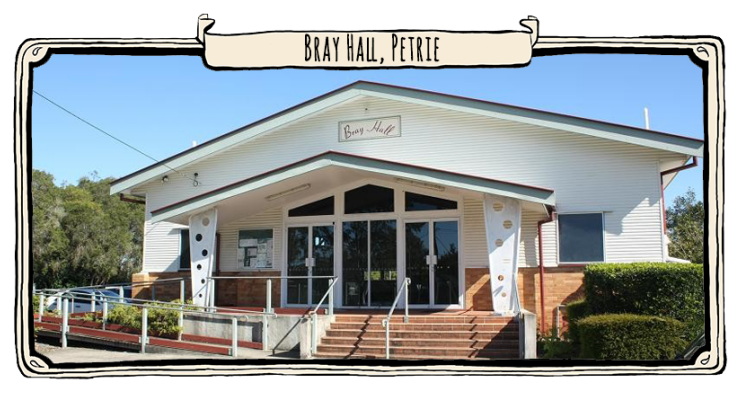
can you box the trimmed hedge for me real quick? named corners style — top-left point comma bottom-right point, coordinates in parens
top-left (578, 314), bottom-right (687, 360)
top-left (584, 263), bottom-right (704, 339)
top-left (565, 299), bottom-right (589, 351)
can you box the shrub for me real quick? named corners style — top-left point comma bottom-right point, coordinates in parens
top-left (578, 314), bottom-right (687, 360)
top-left (565, 299), bottom-right (589, 351)
top-left (538, 329), bottom-right (576, 359)
top-left (106, 300), bottom-right (193, 336)
top-left (33, 295), bottom-right (40, 314)
top-left (584, 263), bottom-right (704, 340)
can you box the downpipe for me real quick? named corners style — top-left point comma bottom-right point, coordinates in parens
top-left (537, 207), bottom-right (555, 333)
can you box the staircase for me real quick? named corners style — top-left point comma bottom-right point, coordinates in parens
top-left (313, 314), bottom-right (520, 360)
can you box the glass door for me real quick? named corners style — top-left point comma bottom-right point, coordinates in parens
top-left (286, 226), bottom-right (309, 305)
top-left (404, 220), bottom-right (460, 306)
top-left (286, 224), bottom-right (334, 306)
top-left (341, 219), bottom-right (397, 307)
top-left (405, 222), bottom-right (430, 305)
top-left (311, 225), bottom-right (334, 304)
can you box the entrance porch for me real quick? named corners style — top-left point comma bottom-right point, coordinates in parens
top-left (146, 152), bottom-right (555, 315)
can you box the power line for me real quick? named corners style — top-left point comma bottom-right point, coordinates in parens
top-left (32, 90), bottom-right (196, 184)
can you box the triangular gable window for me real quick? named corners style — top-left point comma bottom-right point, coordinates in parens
top-left (405, 192), bottom-right (457, 211)
top-left (288, 196), bottom-right (335, 217)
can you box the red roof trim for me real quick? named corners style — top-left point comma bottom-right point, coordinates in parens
top-left (150, 151), bottom-right (554, 216)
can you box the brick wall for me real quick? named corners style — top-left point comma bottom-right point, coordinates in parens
top-left (214, 271), bottom-right (281, 307)
top-left (132, 271), bottom-right (282, 308)
top-left (519, 267), bottom-right (585, 333)
top-left (132, 272), bottom-right (190, 302)
top-left (464, 266), bottom-right (585, 333)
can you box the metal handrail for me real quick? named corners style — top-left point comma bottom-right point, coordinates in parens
top-left (306, 276), bottom-right (339, 354)
top-left (33, 290), bottom-right (275, 357)
top-left (37, 277), bottom-right (187, 292)
top-left (381, 278), bottom-right (411, 359)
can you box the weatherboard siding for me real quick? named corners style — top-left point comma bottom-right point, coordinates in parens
top-left (138, 95), bottom-right (677, 271)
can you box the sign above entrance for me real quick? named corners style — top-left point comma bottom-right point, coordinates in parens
top-left (339, 116), bottom-right (401, 142)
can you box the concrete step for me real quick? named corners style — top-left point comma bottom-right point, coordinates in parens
top-left (334, 315), bottom-right (515, 324)
top-left (312, 351), bottom-right (519, 360)
top-left (329, 322), bottom-right (518, 332)
top-left (324, 329), bottom-right (518, 340)
top-left (314, 344), bottom-right (519, 359)
top-left (320, 336), bottom-right (519, 350)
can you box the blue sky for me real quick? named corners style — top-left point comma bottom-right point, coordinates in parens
top-left (31, 53), bottom-right (704, 204)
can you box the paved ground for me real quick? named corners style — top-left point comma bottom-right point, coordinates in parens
top-left (35, 340), bottom-right (299, 363)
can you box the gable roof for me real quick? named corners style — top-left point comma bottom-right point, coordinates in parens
top-left (110, 80), bottom-right (704, 195)
top-left (149, 151), bottom-right (556, 223)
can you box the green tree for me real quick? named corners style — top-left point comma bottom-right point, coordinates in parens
top-left (666, 188), bottom-right (704, 264)
top-left (31, 170), bottom-right (144, 288)
top-left (31, 170), bottom-right (68, 288)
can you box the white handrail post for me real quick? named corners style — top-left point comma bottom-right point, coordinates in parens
top-left (102, 298), bottom-right (108, 330)
top-left (328, 278), bottom-right (334, 317)
top-left (140, 307), bottom-right (148, 354)
top-left (383, 319), bottom-right (390, 359)
top-left (38, 294), bottom-right (45, 322)
top-left (179, 279), bottom-right (185, 340)
top-left (231, 317), bottom-right (238, 358)
top-left (404, 278), bottom-right (410, 323)
top-left (311, 313), bottom-right (317, 355)
top-left (266, 278), bottom-right (272, 314)
top-left (61, 297), bottom-right (69, 348)
top-left (91, 292), bottom-right (96, 313)
top-left (209, 278), bottom-right (216, 312)
top-left (118, 286), bottom-right (124, 300)
top-left (262, 310), bottom-right (269, 351)
top-left (70, 296), bottom-right (75, 314)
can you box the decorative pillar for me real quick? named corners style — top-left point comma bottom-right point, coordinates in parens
top-left (189, 208), bottom-right (218, 308)
top-left (483, 194), bottom-right (522, 315)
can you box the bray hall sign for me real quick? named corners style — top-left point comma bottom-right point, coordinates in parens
top-left (339, 116), bottom-right (401, 142)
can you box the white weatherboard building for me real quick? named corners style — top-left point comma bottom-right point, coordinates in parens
top-left (111, 81), bottom-right (702, 355)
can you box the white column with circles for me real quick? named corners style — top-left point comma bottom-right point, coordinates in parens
top-left (482, 194), bottom-right (522, 315)
top-left (188, 208), bottom-right (218, 308)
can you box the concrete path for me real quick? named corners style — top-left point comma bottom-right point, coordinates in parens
top-left (35, 342), bottom-right (299, 363)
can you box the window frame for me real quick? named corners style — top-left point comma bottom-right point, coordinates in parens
top-left (237, 227), bottom-right (276, 270)
top-left (556, 212), bottom-right (606, 264)
top-left (178, 229), bottom-right (191, 270)
top-left (404, 190), bottom-right (458, 212)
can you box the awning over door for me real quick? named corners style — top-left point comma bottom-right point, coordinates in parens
top-left (150, 151), bottom-right (556, 224)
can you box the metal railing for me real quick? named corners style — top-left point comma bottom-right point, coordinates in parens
top-left (37, 277), bottom-right (189, 313)
top-left (306, 277), bottom-right (339, 354)
top-left (381, 277), bottom-right (411, 359)
top-left (207, 275), bottom-right (337, 313)
top-left (33, 289), bottom-right (274, 358)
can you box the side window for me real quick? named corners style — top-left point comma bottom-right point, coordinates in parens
top-left (179, 229), bottom-right (191, 269)
top-left (558, 213), bottom-right (605, 263)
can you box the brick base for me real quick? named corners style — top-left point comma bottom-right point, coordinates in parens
top-left (139, 267), bottom-right (585, 333)
top-left (132, 271), bottom-right (281, 308)
top-left (132, 272), bottom-right (190, 302)
top-left (213, 271), bottom-right (281, 307)
top-left (464, 267), bottom-right (585, 334)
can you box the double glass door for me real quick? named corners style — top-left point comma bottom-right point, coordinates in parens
top-left (286, 224), bottom-right (334, 305)
top-left (405, 220), bottom-right (460, 306)
top-left (342, 220), bottom-right (398, 307)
